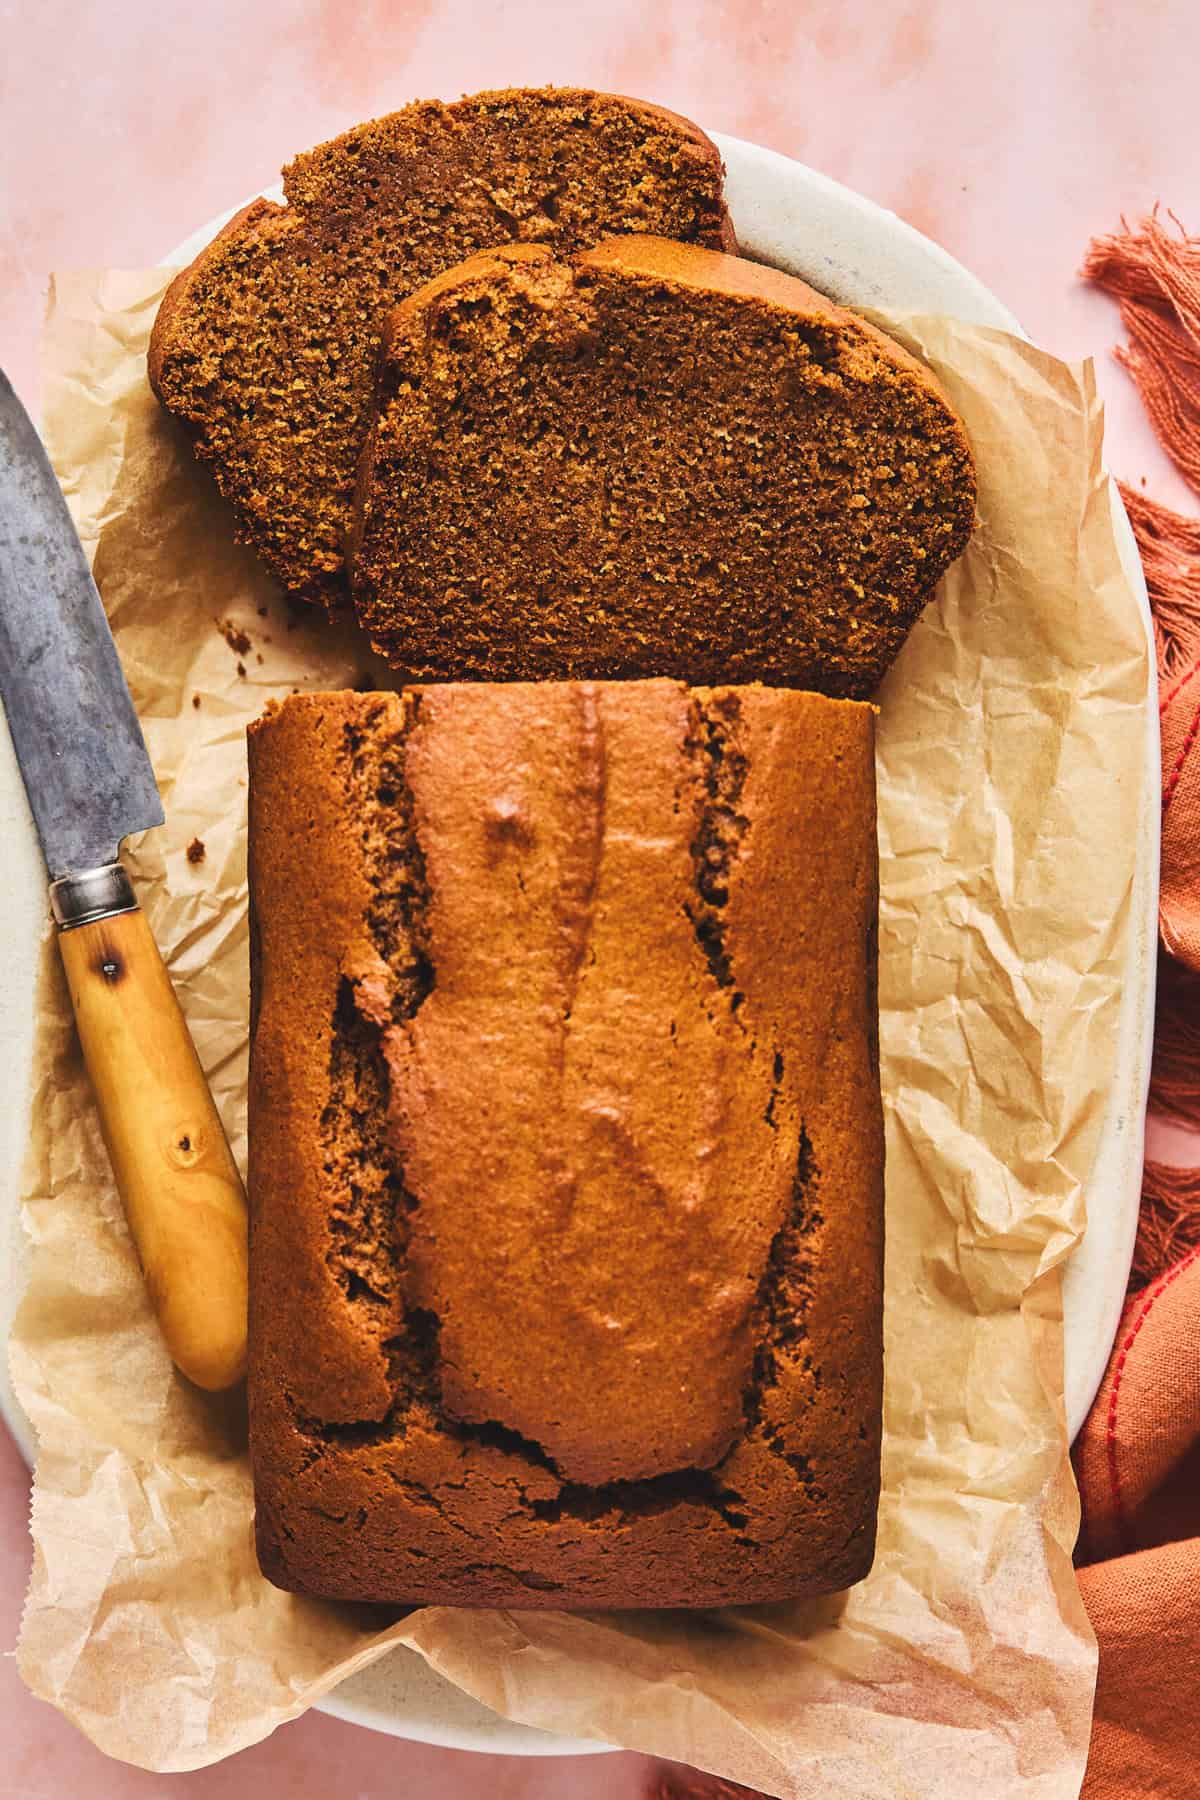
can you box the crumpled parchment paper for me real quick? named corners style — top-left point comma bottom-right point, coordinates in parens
top-left (10, 266), bottom-right (1150, 1796)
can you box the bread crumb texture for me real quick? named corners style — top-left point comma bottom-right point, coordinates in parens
top-left (149, 88), bottom-right (732, 606)
top-left (352, 236), bottom-right (976, 695)
top-left (247, 684), bottom-right (884, 1608)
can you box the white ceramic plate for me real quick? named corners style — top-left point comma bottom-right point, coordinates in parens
top-left (0, 130), bottom-right (1158, 1757)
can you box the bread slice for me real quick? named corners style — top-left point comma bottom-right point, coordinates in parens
top-left (148, 88), bottom-right (732, 607)
top-left (350, 236), bottom-right (976, 694)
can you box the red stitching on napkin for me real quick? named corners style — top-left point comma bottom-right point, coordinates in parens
top-left (1159, 657), bottom-right (1200, 716)
top-left (1105, 1244), bottom-right (1200, 1549)
top-left (1162, 692), bottom-right (1200, 815)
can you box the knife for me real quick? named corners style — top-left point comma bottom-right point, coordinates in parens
top-left (0, 369), bottom-right (247, 1392)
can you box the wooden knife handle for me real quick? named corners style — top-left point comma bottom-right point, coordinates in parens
top-left (56, 901), bottom-right (248, 1391)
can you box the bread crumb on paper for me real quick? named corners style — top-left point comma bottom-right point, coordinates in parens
top-left (219, 618), bottom-right (252, 656)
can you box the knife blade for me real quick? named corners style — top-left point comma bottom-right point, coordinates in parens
top-left (0, 368), bottom-right (247, 1392)
top-left (0, 369), bottom-right (163, 878)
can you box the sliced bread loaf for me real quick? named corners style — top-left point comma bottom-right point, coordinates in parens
top-left (148, 89), bottom-right (732, 607)
top-left (350, 236), bottom-right (976, 694)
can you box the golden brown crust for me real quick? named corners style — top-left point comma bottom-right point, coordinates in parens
top-left (247, 692), bottom-right (402, 1423)
top-left (247, 683), bottom-right (883, 1609)
top-left (351, 236), bottom-right (977, 694)
top-left (150, 88), bottom-right (733, 606)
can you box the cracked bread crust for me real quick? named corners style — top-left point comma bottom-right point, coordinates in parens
top-left (148, 87), bottom-right (733, 608)
top-left (247, 683), bottom-right (883, 1608)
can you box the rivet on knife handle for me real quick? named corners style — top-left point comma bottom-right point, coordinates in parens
top-left (52, 862), bottom-right (249, 1392)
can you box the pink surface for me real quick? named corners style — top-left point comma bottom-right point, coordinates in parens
top-left (2, 1), bottom-right (1199, 1791)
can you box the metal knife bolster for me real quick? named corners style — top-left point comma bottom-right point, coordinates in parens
top-left (50, 862), bottom-right (138, 931)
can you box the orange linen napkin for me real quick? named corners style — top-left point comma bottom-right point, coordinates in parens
top-left (1073, 1251), bottom-right (1200, 1795)
top-left (652, 210), bottom-right (1200, 1800)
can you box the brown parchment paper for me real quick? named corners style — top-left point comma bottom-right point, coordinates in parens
top-left (11, 267), bottom-right (1150, 1795)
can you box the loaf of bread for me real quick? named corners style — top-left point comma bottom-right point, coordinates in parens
top-left (350, 235), bottom-right (976, 696)
top-left (148, 89), bottom-right (732, 607)
top-left (247, 682), bottom-right (884, 1609)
